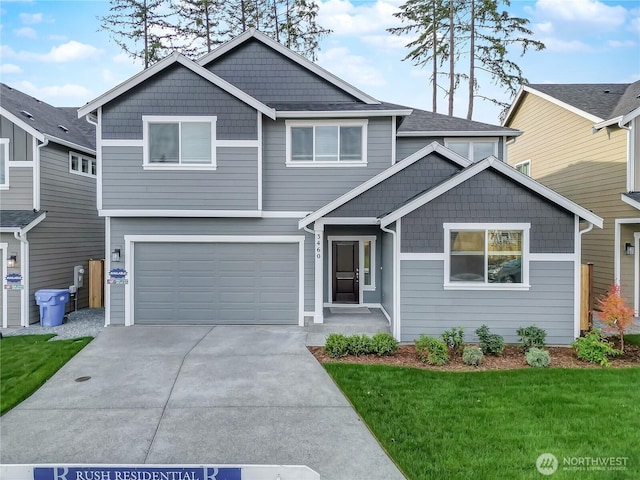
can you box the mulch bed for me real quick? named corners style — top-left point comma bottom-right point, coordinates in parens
top-left (308, 344), bottom-right (640, 371)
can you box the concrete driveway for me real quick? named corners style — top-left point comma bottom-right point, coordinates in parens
top-left (0, 325), bottom-right (406, 480)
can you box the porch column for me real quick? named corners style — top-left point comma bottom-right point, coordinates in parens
top-left (314, 224), bottom-right (324, 323)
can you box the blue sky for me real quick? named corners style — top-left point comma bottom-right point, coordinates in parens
top-left (1, 0), bottom-right (639, 125)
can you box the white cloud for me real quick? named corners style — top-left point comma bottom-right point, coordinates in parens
top-left (535, 22), bottom-right (554, 34)
top-left (317, 46), bottom-right (386, 87)
top-left (607, 40), bottom-right (636, 48)
top-left (16, 80), bottom-right (92, 102)
top-left (19, 12), bottom-right (42, 25)
top-left (318, 0), bottom-right (402, 36)
top-left (631, 17), bottom-right (640, 34)
top-left (540, 37), bottom-right (594, 53)
top-left (0, 64), bottom-right (22, 74)
top-left (14, 26), bottom-right (37, 39)
top-left (361, 34), bottom-right (412, 51)
top-left (532, 0), bottom-right (627, 32)
top-left (45, 41), bottom-right (102, 62)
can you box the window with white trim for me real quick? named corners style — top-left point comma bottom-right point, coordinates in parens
top-left (445, 223), bottom-right (529, 289)
top-left (286, 120), bottom-right (367, 165)
top-left (0, 139), bottom-right (8, 188)
top-left (69, 152), bottom-right (97, 177)
top-left (445, 139), bottom-right (498, 162)
top-left (515, 160), bottom-right (531, 176)
top-left (143, 116), bottom-right (217, 169)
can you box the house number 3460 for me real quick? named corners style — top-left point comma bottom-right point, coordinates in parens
top-left (316, 233), bottom-right (322, 259)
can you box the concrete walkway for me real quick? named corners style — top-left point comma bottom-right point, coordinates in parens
top-left (0, 325), bottom-right (406, 480)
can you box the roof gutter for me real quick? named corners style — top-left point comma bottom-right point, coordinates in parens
top-left (43, 134), bottom-right (95, 156)
top-left (397, 130), bottom-right (523, 137)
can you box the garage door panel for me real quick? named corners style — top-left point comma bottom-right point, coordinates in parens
top-left (134, 242), bottom-right (299, 325)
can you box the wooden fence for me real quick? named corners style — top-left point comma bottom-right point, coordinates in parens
top-left (580, 263), bottom-right (593, 332)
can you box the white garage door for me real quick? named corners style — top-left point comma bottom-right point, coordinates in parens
top-left (133, 242), bottom-right (299, 324)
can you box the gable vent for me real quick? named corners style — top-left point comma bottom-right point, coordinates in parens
top-left (58, 124), bottom-right (69, 133)
top-left (21, 110), bottom-right (34, 119)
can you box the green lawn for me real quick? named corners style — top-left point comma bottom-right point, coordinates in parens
top-left (325, 364), bottom-right (640, 480)
top-left (625, 334), bottom-right (640, 347)
top-left (0, 334), bottom-right (92, 415)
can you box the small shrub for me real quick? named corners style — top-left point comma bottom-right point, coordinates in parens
top-left (525, 347), bottom-right (551, 368)
top-left (324, 333), bottom-right (349, 358)
top-left (371, 333), bottom-right (398, 356)
top-left (572, 329), bottom-right (622, 367)
top-left (346, 334), bottom-right (373, 356)
top-left (517, 325), bottom-right (547, 352)
top-left (597, 284), bottom-right (635, 352)
top-left (475, 324), bottom-right (505, 356)
top-left (415, 335), bottom-right (449, 365)
top-left (441, 327), bottom-right (465, 354)
top-left (462, 346), bottom-right (483, 366)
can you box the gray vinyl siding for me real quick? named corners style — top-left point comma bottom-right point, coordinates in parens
top-left (1, 167), bottom-right (33, 209)
top-left (401, 169), bottom-right (575, 253)
top-left (400, 260), bottom-right (575, 345)
top-left (381, 229), bottom-right (394, 322)
top-left (101, 146), bottom-right (258, 210)
top-left (263, 117), bottom-right (393, 211)
top-left (0, 116), bottom-right (34, 162)
top-left (108, 217), bottom-right (313, 325)
top-left (101, 64), bottom-right (258, 140)
top-left (205, 40), bottom-right (358, 103)
top-left (1, 233), bottom-right (23, 327)
top-left (328, 152), bottom-right (460, 218)
top-left (395, 137), bottom-right (506, 162)
top-left (27, 143), bottom-right (104, 324)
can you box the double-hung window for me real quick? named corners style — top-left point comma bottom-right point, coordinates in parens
top-left (286, 120), bottom-right (367, 166)
top-left (445, 139), bottom-right (498, 162)
top-left (445, 223), bottom-right (529, 289)
top-left (143, 116), bottom-right (216, 169)
top-left (515, 160), bottom-right (531, 176)
top-left (0, 139), bottom-right (8, 188)
top-left (69, 152), bottom-right (97, 177)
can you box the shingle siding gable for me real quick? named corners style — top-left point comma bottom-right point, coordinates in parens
top-left (101, 64), bottom-right (258, 140)
top-left (204, 40), bottom-right (359, 104)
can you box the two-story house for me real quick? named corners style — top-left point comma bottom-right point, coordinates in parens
top-left (504, 82), bottom-right (640, 314)
top-left (79, 30), bottom-right (602, 344)
top-left (1, 84), bottom-right (104, 327)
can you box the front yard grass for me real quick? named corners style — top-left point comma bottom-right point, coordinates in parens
top-left (324, 364), bottom-right (640, 479)
top-left (0, 334), bottom-right (92, 415)
top-left (625, 334), bottom-right (640, 347)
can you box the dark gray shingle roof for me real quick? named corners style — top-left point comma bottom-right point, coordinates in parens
top-left (623, 192), bottom-right (640, 205)
top-left (528, 83), bottom-right (632, 120)
top-left (0, 210), bottom-right (45, 229)
top-left (610, 80), bottom-right (640, 119)
top-left (1, 84), bottom-right (95, 150)
top-left (398, 107), bottom-right (520, 135)
top-left (267, 101), bottom-right (410, 112)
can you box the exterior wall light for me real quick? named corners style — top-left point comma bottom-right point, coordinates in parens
top-left (111, 248), bottom-right (121, 263)
top-left (7, 253), bottom-right (18, 268)
top-left (625, 243), bottom-right (635, 256)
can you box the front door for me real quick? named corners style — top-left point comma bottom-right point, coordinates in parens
top-left (332, 241), bottom-right (359, 303)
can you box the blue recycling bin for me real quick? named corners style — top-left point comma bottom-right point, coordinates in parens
top-left (35, 289), bottom-right (70, 327)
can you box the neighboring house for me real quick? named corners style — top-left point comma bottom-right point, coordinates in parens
top-left (504, 82), bottom-right (640, 314)
top-left (1, 84), bottom-right (104, 327)
top-left (78, 29), bottom-right (602, 344)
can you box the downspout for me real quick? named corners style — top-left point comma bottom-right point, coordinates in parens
top-left (14, 231), bottom-right (29, 327)
top-left (34, 139), bottom-right (48, 211)
top-left (380, 223), bottom-right (399, 339)
top-left (577, 221), bottom-right (594, 338)
top-left (579, 222), bottom-right (594, 237)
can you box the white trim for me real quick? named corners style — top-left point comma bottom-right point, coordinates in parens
top-left (104, 216), bottom-right (111, 327)
top-left (98, 209), bottom-right (263, 217)
top-left (299, 142), bottom-right (471, 229)
top-left (316, 217), bottom-right (379, 227)
top-left (626, 119), bottom-right (634, 193)
top-left (394, 219), bottom-right (401, 340)
top-left (621, 106), bottom-right (640, 127)
top-left (6, 161), bottom-right (34, 168)
top-left (380, 156), bottom-right (603, 228)
top-left (379, 304), bottom-right (391, 323)
top-left (79, 53), bottom-right (276, 119)
top-left (285, 119), bottom-right (368, 166)
top-left (143, 165), bottom-right (218, 172)
top-left (399, 253), bottom-right (445, 261)
top-left (69, 151), bottom-right (97, 178)
top-left (262, 211), bottom-right (310, 218)
top-left (397, 130), bottom-right (522, 138)
top-left (621, 194), bottom-right (640, 211)
top-left (314, 227), bottom-right (324, 323)
top-left (503, 85), bottom-right (603, 126)
top-left (34, 137), bottom-right (45, 210)
top-left (196, 28), bottom-right (380, 105)
top-left (444, 137), bottom-right (499, 161)
top-left (502, 136), bottom-right (508, 164)
top-left (634, 232), bottom-right (640, 316)
top-left (514, 159), bottom-right (531, 176)
top-left (123, 234), bottom-right (305, 326)
top-left (0, 107), bottom-right (46, 142)
top-left (96, 109), bottom-right (103, 211)
top-left (0, 139), bottom-right (9, 188)
top-left (529, 253), bottom-right (575, 262)
top-left (217, 140), bottom-right (260, 148)
top-left (101, 139), bottom-right (144, 147)
top-left (1, 242), bottom-right (7, 328)
top-left (391, 116), bottom-right (396, 165)
top-left (443, 222), bottom-right (531, 290)
top-left (142, 115), bottom-right (217, 169)
top-left (276, 110), bottom-right (411, 118)
top-left (574, 216), bottom-right (581, 338)
top-left (257, 112), bottom-right (263, 211)
top-left (327, 236), bottom-right (377, 305)
top-left (43, 135), bottom-right (95, 156)
top-left (1, 213), bottom-right (49, 234)
top-left (614, 218), bottom-right (640, 284)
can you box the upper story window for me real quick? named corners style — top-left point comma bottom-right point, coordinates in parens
top-left (143, 116), bottom-right (217, 170)
top-left (286, 120), bottom-right (367, 166)
top-left (444, 223), bottom-right (530, 290)
top-left (445, 139), bottom-right (498, 162)
top-left (69, 152), bottom-right (97, 177)
top-left (515, 159), bottom-right (531, 176)
top-left (0, 139), bottom-right (8, 188)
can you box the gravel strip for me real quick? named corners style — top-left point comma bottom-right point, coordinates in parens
top-left (6, 308), bottom-right (105, 340)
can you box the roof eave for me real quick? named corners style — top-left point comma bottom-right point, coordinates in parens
top-left (397, 130), bottom-right (522, 137)
top-left (621, 194), bottom-right (640, 211)
top-left (0, 211), bottom-right (47, 233)
top-left (43, 134), bottom-right (95, 156)
top-left (276, 109), bottom-right (413, 119)
top-left (0, 106), bottom-right (46, 142)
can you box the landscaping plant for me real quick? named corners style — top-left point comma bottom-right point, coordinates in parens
top-left (415, 335), bottom-right (449, 365)
top-left (370, 333), bottom-right (398, 356)
top-left (572, 329), bottom-right (622, 367)
top-left (475, 324), bottom-right (504, 356)
top-left (441, 327), bottom-right (465, 354)
top-left (525, 347), bottom-right (550, 368)
top-left (324, 333), bottom-right (349, 358)
top-left (597, 283), bottom-right (635, 352)
top-left (462, 346), bottom-right (483, 366)
top-left (346, 334), bottom-right (373, 356)
top-left (516, 325), bottom-right (546, 352)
